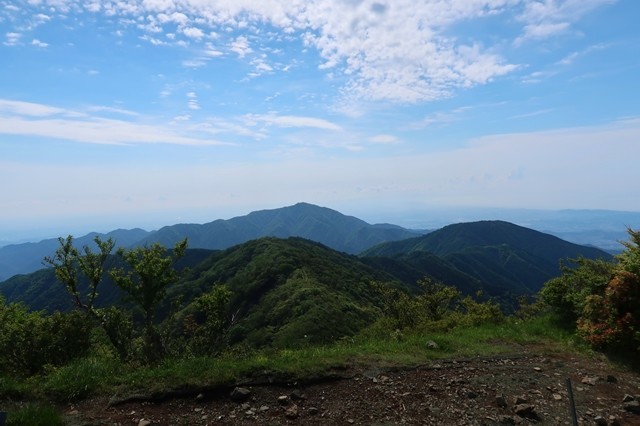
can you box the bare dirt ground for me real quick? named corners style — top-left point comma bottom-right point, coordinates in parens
top-left (67, 347), bottom-right (640, 426)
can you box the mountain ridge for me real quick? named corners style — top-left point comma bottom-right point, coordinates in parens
top-left (0, 203), bottom-right (423, 281)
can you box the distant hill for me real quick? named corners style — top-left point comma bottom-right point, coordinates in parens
top-left (138, 202), bottom-right (422, 254)
top-left (0, 203), bottom-right (422, 281)
top-left (362, 220), bottom-right (612, 294)
top-left (0, 228), bottom-right (151, 282)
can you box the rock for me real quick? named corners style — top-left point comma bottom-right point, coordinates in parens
top-left (496, 394), bottom-right (508, 408)
top-left (308, 407), bottom-right (319, 416)
top-left (466, 390), bottom-right (478, 399)
top-left (594, 415), bottom-right (608, 426)
top-left (606, 375), bottom-right (618, 383)
top-left (230, 387), bottom-right (251, 403)
top-left (259, 405), bottom-right (270, 412)
top-left (241, 403), bottom-right (251, 410)
top-left (138, 420), bottom-right (151, 426)
top-left (290, 389), bottom-right (306, 401)
top-left (581, 376), bottom-right (598, 386)
top-left (285, 404), bottom-right (299, 419)
top-left (513, 396), bottom-right (528, 405)
top-left (196, 393), bottom-right (204, 401)
top-left (277, 395), bottom-right (289, 405)
top-left (623, 394), bottom-right (635, 402)
top-left (498, 415), bottom-right (516, 424)
top-left (426, 340), bottom-right (439, 349)
top-left (624, 400), bottom-right (640, 414)
top-left (533, 367), bottom-right (542, 372)
top-left (514, 404), bottom-right (540, 420)
top-left (552, 393), bottom-right (562, 401)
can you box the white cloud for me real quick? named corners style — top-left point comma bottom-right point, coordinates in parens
top-left (246, 113), bottom-right (342, 131)
top-left (230, 35), bottom-right (252, 58)
top-left (369, 134), bottom-right (399, 144)
top-left (4, 32), bottom-right (21, 46)
top-left (3, 0), bottom-right (615, 104)
top-left (0, 99), bottom-right (222, 146)
top-left (182, 26), bottom-right (204, 39)
top-left (31, 38), bottom-right (49, 47)
top-left (515, 0), bottom-right (615, 44)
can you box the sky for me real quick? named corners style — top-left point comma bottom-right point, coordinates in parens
top-left (1, 0), bottom-right (639, 240)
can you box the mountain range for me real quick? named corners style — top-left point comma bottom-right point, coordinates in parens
top-left (0, 203), bottom-right (421, 282)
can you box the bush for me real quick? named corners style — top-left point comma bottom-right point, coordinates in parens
top-left (540, 228), bottom-right (640, 352)
top-left (0, 299), bottom-right (91, 376)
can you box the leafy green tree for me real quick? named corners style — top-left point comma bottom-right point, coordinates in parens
top-left (44, 235), bottom-right (133, 360)
top-left (44, 235), bottom-right (115, 315)
top-left (182, 285), bottom-right (232, 356)
top-left (110, 239), bottom-right (187, 362)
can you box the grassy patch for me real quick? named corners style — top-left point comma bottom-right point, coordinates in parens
top-left (41, 357), bottom-right (121, 401)
top-left (5, 403), bottom-right (63, 426)
top-left (4, 314), bottom-right (592, 403)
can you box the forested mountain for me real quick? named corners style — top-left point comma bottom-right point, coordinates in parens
top-left (361, 220), bottom-right (611, 294)
top-left (0, 203), bottom-right (421, 281)
top-left (1, 220), bottom-right (613, 348)
top-left (0, 237), bottom-right (399, 348)
top-left (137, 202), bottom-right (422, 254)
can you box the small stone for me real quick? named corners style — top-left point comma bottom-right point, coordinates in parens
top-left (581, 376), bottom-right (598, 386)
top-left (308, 407), bottom-right (319, 416)
top-left (624, 400), bottom-right (640, 414)
top-left (230, 387), bottom-right (251, 403)
top-left (196, 393), bottom-right (204, 401)
top-left (277, 395), bottom-right (289, 405)
top-left (514, 404), bottom-right (540, 420)
top-left (245, 409), bottom-right (255, 416)
top-left (552, 394), bottom-right (562, 401)
top-left (498, 415), bottom-right (516, 424)
top-left (467, 390), bottom-right (478, 399)
top-left (285, 404), bottom-right (299, 419)
top-left (138, 420), bottom-right (151, 426)
top-left (594, 415), bottom-right (608, 426)
top-left (514, 396), bottom-right (528, 405)
top-left (623, 394), bottom-right (635, 402)
top-left (348, 419), bottom-right (355, 424)
top-left (241, 403), bottom-right (251, 410)
top-left (533, 367), bottom-right (542, 372)
top-left (496, 394), bottom-right (508, 408)
top-left (194, 407), bottom-right (203, 413)
top-left (426, 340), bottom-right (439, 349)
top-left (606, 375), bottom-right (617, 383)
top-left (290, 389), bottom-right (306, 401)
top-left (259, 405), bottom-right (270, 412)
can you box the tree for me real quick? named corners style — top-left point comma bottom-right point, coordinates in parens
top-left (110, 239), bottom-right (187, 362)
top-left (44, 235), bottom-right (132, 360)
top-left (44, 235), bottom-right (115, 316)
top-left (540, 228), bottom-right (640, 351)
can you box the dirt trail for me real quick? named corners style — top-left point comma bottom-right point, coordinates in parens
top-left (68, 350), bottom-right (640, 425)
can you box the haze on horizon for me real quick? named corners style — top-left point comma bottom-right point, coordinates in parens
top-left (1, 0), bottom-right (639, 241)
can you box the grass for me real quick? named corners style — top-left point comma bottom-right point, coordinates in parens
top-left (4, 404), bottom-right (64, 426)
top-left (1, 314), bottom-right (591, 407)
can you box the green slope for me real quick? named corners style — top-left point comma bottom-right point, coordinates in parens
top-left (169, 237), bottom-right (399, 347)
top-left (140, 202), bottom-right (421, 254)
top-left (361, 220), bottom-right (612, 294)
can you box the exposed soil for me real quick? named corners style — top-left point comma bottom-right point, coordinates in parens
top-left (66, 347), bottom-right (640, 426)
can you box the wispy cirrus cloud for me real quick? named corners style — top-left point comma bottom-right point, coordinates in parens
top-left (244, 113), bottom-right (342, 131)
top-left (0, 99), bottom-right (224, 146)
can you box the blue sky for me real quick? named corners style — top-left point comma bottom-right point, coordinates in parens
top-left (1, 0), bottom-right (639, 239)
